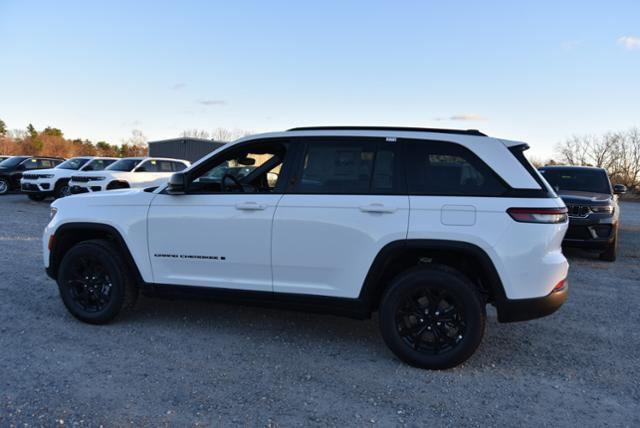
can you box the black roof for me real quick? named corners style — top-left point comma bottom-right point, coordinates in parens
top-left (287, 126), bottom-right (487, 137)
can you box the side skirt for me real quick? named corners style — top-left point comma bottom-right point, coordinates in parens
top-left (140, 283), bottom-right (372, 320)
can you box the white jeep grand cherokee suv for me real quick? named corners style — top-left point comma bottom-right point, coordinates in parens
top-left (21, 157), bottom-right (118, 200)
top-left (69, 157), bottom-right (190, 194)
top-left (43, 127), bottom-right (569, 369)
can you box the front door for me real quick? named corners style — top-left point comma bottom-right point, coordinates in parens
top-left (147, 139), bottom-right (292, 291)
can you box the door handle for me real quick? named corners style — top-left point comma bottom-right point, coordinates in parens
top-left (235, 201), bottom-right (267, 210)
top-left (359, 203), bottom-right (397, 213)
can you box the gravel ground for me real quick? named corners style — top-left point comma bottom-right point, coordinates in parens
top-left (1, 194), bottom-right (639, 427)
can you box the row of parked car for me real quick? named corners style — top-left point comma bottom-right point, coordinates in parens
top-left (0, 155), bottom-right (190, 200)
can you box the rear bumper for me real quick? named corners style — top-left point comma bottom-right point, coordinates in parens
top-left (496, 283), bottom-right (568, 322)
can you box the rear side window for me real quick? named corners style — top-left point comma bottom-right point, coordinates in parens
top-left (405, 140), bottom-right (506, 196)
top-left (293, 139), bottom-right (399, 194)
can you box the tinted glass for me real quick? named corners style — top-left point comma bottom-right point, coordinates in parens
top-left (295, 141), bottom-right (377, 194)
top-left (539, 168), bottom-right (610, 194)
top-left (81, 159), bottom-right (116, 171)
top-left (172, 162), bottom-right (187, 171)
top-left (39, 159), bottom-right (56, 168)
top-left (107, 159), bottom-right (142, 171)
top-left (0, 156), bottom-right (29, 168)
top-left (24, 158), bottom-right (41, 169)
top-left (405, 140), bottom-right (506, 196)
top-left (58, 158), bottom-right (90, 170)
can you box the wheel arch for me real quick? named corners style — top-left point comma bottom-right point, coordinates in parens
top-left (48, 222), bottom-right (143, 286)
top-left (359, 239), bottom-right (507, 312)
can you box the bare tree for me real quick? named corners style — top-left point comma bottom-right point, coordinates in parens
top-left (181, 129), bottom-right (211, 139)
top-left (211, 127), bottom-right (251, 142)
top-left (555, 128), bottom-right (640, 190)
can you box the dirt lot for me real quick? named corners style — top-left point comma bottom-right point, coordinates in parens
top-left (1, 194), bottom-right (639, 426)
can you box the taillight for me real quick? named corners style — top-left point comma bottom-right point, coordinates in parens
top-left (507, 207), bottom-right (568, 224)
top-left (553, 278), bottom-right (567, 291)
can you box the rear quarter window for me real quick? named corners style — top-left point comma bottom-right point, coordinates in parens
top-left (404, 140), bottom-right (507, 196)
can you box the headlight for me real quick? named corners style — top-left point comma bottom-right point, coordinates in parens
top-left (41, 174), bottom-right (55, 179)
top-left (50, 207), bottom-right (58, 220)
top-left (590, 205), bottom-right (614, 215)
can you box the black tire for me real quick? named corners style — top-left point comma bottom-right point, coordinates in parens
top-left (378, 265), bottom-right (486, 370)
top-left (28, 193), bottom-right (47, 201)
top-left (0, 178), bottom-right (9, 195)
top-left (57, 239), bottom-right (138, 324)
top-left (599, 232), bottom-right (618, 262)
top-left (54, 180), bottom-right (72, 198)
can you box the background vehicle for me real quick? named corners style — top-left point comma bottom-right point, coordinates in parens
top-left (20, 157), bottom-right (118, 201)
top-left (69, 157), bottom-right (190, 193)
top-left (0, 156), bottom-right (65, 195)
top-left (44, 127), bottom-right (569, 369)
top-left (539, 165), bottom-right (625, 261)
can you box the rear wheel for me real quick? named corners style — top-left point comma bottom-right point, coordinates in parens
top-left (28, 194), bottom-right (46, 201)
top-left (57, 239), bottom-right (138, 324)
top-left (379, 265), bottom-right (486, 369)
top-left (0, 178), bottom-right (9, 195)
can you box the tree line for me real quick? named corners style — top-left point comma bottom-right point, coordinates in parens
top-left (0, 120), bottom-right (148, 158)
top-left (551, 127), bottom-right (640, 190)
top-left (0, 120), bottom-right (250, 160)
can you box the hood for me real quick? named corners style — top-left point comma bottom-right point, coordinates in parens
top-left (557, 190), bottom-right (612, 205)
top-left (23, 168), bottom-right (57, 176)
top-left (53, 187), bottom-right (152, 207)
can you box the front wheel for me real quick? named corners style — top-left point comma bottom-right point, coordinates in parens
top-left (0, 178), bottom-right (9, 195)
top-left (57, 239), bottom-right (138, 324)
top-left (600, 233), bottom-right (618, 262)
top-left (54, 181), bottom-right (72, 198)
top-left (378, 265), bottom-right (486, 370)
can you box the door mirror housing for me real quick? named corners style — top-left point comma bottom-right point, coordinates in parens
top-left (166, 172), bottom-right (187, 195)
top-left (613, 184), bottom-right (627, 195)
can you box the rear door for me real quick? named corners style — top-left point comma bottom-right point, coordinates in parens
top-left (272, 137), bottom-right (409, 298)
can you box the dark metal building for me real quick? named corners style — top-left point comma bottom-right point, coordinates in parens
top-left (148, 138), bottom-right (225, 163)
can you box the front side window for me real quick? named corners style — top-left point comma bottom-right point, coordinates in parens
top-left (23, 158), bottom-right (41, 169)
top-left (189, 141), bottom-right (288, 194)
top-left (172, 162), bottom-right (187, 171)
top-left (136, 160), bottom-right (160, 172)
top-left (405, 140), bottom-right (506, 196)
top-left (82, 159), bottom-right (116, 171)
top-left (107, 159), bottom-right (142, 172)
top-left (57, 158), bottom-right (90, 170)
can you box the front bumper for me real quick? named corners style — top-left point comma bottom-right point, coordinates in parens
top-left (21, 181), bottom-right (52, 193)
top-left (563, 215), bottom-right (616, 249)
top-left (496, 283), bottom-right (568, 322)
top-left (70, 182), bottom-right (106, 193)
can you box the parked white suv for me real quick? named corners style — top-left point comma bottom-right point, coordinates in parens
top-left (68, 157), bottom-right (190, 193)
top-left (43, 127), bottom-right (569, 369)
top-left (21, 157), bottom-right (118, 200)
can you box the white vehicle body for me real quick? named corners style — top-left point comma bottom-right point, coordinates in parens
top-left (43, 127), bottom-right (570, 369)
top-left (68, 157), bottom-right (190, 193)
top-left (21, 157), bottom-right (118, 198)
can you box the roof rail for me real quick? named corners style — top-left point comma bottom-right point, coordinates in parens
top-left (286, 126), bottom-right (487, 137)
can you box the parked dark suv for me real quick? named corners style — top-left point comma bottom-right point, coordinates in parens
top-left (0, 156), bottom-right (65, 195)
top-left (538, 165), bottom-right (626, 261)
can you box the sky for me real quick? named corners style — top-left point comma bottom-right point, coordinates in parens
top-left (1, 0), bottom-right (639, 158)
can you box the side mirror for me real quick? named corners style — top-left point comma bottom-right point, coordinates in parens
top-left (613, 184), bottom-right (627, 195)
top-left (166, 172), bottom-right (187, 195)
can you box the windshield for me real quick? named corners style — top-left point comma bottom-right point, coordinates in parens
top-left (540, 168), bottom-right (611, 194)
top-left (107, 159), bottom-right (142, 172)
top-left (81, 158), bottom-right (117, 171)
top-left (0, 156), bottom-right (29, 168)
top-left (57, 158), bottom-right (90, 170)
